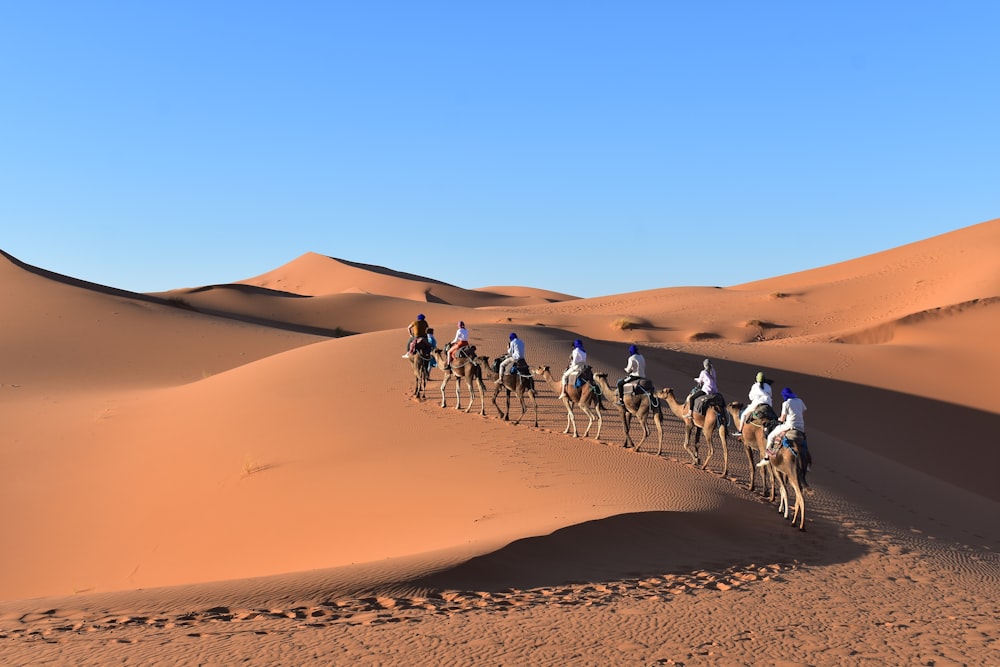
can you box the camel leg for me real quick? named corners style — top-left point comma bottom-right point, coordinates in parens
top-left (776, 471), bottom-right (790, 518)
top-left (462, 379), bottom-right (474, 413)
top-left (634, 408), bottom-right (651, 452)
top-left (718, 423), bottom-right (730, 477)
top-left (594, 407), bottom-right (603, 441)
top-left (439, 374), bottom-right (450, 408)
top-left (653, 413), bottom-right (664, 456)
top-left (622, 411), bottom-right (634, 449)
top-left (681, 422), bottom-right (699, 465)
top-left (529, 391), bottom-right (539, 428)
top-left (580, 405), bottom-right (594, 438)
top-left (743, 439), bottom-right (756, 492)
top-left (492, 387), bottom-right (506, 419)
top-left (564, 400), bottom-right (577, 436)
top-left (512, 391), bottom-right (525, 425)
top-left (702, 429), bottom-right (714, 471)
top-left (790, 475), bottom-right (806, 530)
top-left (475, 378), bottom-right (487, 416)
top-left (767, 463), bottom-right (777, 502)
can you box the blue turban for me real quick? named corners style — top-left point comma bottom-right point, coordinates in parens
top-left (782, 388), bottom-right (797, 400)
top-left (417, 314), bottom-right (425, 321)
top-left (628, 344), bottom-right (638, 355)
top-left (573, 339), bottom-right (584, 349)
top-left (509, 332), bottom-right (517, 340)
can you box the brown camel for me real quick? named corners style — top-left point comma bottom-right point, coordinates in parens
top-left (655, 387), bottom-right (730, 476)
top-left (726, 403), bottom-right (807, 530)
top-left (592, 373), bottom-right (664, 455)
top-left (534, 365), bottom-right (604, 439)
top-left (765, 441), bottom-right (807, 531)
top-left (408, 345), bottom-right (433, 400)
top-left (433, 347), bottom-right (487, 415)
top-left (726, 402), bottom-right (777, 499)
top-left (484, 357), bottom-right (539, 427)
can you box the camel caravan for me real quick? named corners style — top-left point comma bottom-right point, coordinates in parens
top-left (402, 321), bottom-right (813, 530)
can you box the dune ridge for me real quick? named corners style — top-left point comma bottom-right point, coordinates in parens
top-left (1, 218), bottom-right (997, 665)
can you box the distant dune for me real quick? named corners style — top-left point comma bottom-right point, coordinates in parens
top-left (1, 219), bottom-right (997, 665)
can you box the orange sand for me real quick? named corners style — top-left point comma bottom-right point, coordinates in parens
top-left (1, 219), bottom-right (997, 665)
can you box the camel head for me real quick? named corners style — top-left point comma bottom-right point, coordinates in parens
top-left (655, 387), bottom-right (675, 399)
top-left (531, 365), bottom-right (550, 377)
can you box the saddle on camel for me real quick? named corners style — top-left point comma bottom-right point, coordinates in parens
top-left (492, 356), bottom-right (532, 381)
top-left (687, 390), bottom-right (726, 418)
top-left (619, 375), bottom-right (655, 402)
top-left (566, 364), bottom-right (597, 393)
top-left (447, 343), bottom-right (475, 369)
top-left (407, 336), bottom-right (433, 358)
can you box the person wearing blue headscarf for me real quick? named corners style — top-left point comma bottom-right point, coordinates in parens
top-left (496, 332), bottom-right (526, 382)
top-left (557, 339), bottom-right (588, 399)
top-left (616, 344), bottom-right (647, 405)
top-left (757, 387), bottom-right (808, 467)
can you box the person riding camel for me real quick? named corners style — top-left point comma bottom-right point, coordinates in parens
top-left (735, 371), bottom-right (774, 434)
top-left (616, 344), bottom-right (646, 405)
top-left (426, 328), bottom-right (438, 369)
top-left (558, 339), bottom-right (587, 399)
top-left (757, 387), bottom-right (807, 467)
top-left (496, 332), bottom-right (526, 383)
top-left (402, 314), bottom-right (428, 358)
top-left (444, 321), bottom-right (470, 370)
top-left (685, 358), bottom-right (717, 417)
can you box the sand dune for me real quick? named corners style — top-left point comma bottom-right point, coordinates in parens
top-left (1, 219), bottom-right (997, 665)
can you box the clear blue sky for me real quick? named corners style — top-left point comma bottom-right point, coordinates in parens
top-left (2, 2), bottom-right (997, 298)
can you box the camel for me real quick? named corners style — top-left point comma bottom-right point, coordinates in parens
top-left (726, 402), bottom-right (777, 499)
top-left (432, 346), bottom-right (487, 415)
top-left (655, 387), bottom-right (730, 476)
top-left (408, 344), bottom-right (433, 400)
top-left (770, 444), bottom-right (807, 530)
top-left (484, 356), bottom-right (539, 427)
top-left (726, 403), bottom-right (808, 530)
top-left (534, 365), bottom-right (604, 439)
top-left (592, 373), bottom-right (664, 455)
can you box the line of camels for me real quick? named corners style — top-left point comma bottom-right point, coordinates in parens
top-left (411, 347), bottom-right (809, 530)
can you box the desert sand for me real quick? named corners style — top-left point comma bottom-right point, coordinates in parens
top-left (1, 219), bottom-right (998, 666)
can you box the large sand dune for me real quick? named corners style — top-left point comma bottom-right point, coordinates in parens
top-left (1, 220), bottom-right (997, 665)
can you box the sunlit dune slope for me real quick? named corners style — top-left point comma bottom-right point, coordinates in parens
top-left (231, 252), bottom-right (578, 306)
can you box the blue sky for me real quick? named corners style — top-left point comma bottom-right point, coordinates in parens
top-left (2, 2), bottom-right (997, 298)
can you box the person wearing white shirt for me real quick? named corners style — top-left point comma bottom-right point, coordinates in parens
top-left (758, 387), bottom-right (807, 466)
top-left (616, 344), bottom-right (646, 404)
top-left (736, 371), bottom-right (773, 432)
top-left (558, 339), bottom-right (588, 399)
top-left (445, 321), bottom-right (470, 369)
top-left (686, 358), bottom-right (717, 416)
